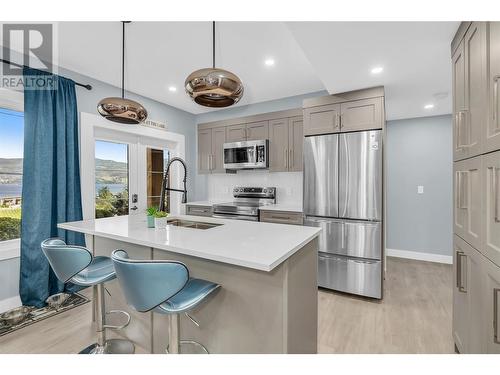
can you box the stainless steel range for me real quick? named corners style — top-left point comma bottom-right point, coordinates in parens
top-left (212, 187), bottom-right (276, 221)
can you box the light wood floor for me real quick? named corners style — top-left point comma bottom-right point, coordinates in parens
top-left (0, 257), bottom-right (453, 354)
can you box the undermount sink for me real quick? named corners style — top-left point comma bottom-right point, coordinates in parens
top-left (167, 219), bottom-right (222, 230)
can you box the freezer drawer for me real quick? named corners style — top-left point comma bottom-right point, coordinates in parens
top-left (304, 217), bottom-right (382, 260)
top-left (318, 253), bottom-right (382, 299)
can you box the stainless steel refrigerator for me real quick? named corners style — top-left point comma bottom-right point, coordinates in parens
top-left (303, 130), bottom-right (383, 299)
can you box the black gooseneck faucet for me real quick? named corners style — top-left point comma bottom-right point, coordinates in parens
top-left (159, 157), bottom-right (187, 212)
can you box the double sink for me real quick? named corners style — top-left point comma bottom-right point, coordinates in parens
top-left (167, 219), bottom-right (222, 230)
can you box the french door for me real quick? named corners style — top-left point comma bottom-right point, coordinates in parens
top-left (89, 127), bottom-right (170, 219)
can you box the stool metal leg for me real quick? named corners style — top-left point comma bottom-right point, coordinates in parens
top-left (168, 314), bottom-right (180, 354)
top-left (80, 283), bottom-right (135, 354)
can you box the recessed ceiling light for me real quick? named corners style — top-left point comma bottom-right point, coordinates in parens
top-left (264, 58), bottom-right (275, 67)
top-left (168, 86), bottom-right (177, 92)
top-left (371, 66), bottom-right (383, 74)
top-left (424, 104), bottom-right (435, 109)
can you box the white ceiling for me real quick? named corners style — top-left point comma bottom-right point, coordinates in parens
top-left (3, 22), bottom-right (459, 120)
top-left (286, 22), bottom-right (459, 120)
top-left (56, 22), bottom-right (325, 115)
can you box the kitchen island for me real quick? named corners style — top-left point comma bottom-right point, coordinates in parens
top-left (58, 214), bottom-right (320, 354)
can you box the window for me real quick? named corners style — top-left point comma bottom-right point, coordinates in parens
top-left (94, 140), bottom-right (129, 218)
top-left (147, 148), bottom-right (170, 211)
top-left (0, 108), bottom-right (24, 242)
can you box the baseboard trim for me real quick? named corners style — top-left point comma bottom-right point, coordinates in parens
top-left (386, 248), bottom-right (452, 264)
top-left (0, 295), bottom-right (22, 313)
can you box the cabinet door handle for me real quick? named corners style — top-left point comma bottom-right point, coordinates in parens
top-left (494, 288), bottom-right (500, 344)
top-left (454, 113), bottom-right (460, 150)
top-left (284, 148), bottom-right (288, 169)
top-left (290, 148), bottom-right (294, 169)
top-left (456, 251), bottom-right (467, 293)
top-left (490, 167), bottom-right (500, 223)
top-left (493, 75), bottom-right (500, 130)
top-left (456, 171), bottom-right (468, 209)
top-left (335, 113), bottom-right (341, 129)
top-left (245, 128), bottom-right (249, 140)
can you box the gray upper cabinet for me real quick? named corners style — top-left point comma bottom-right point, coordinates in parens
top-left (453, 39), bottom-right (468, 161)
top-left (246, 121), bottom-right (269, 141)
top-left (463, 22), bottom-right (486, 159)
top-left (303, 104), bottom-right (340, 136)
top-left (211, 127), bottom-right (226, 173)
top-left (487, 22), bottom-right (500, 153)
top-left (226, 124), bottom-right (247, 143)
top-left (269, 117), bottom-right (304, 172)
top-left (453, 22), bottom-right (487, 161)
top-left (288, 116), bottom-right (303, 172)
top-left (340, 97), bottom-right (383, 132)
top-left (269, 118), bottom-right (289, 172)
top-left (197, 128), bottom-right (212, 174)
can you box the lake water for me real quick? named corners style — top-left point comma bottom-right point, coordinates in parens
top-left (0, 183), bottom-right (126, 198)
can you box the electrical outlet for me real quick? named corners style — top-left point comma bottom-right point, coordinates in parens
top-left (286, 187), bottom-right (292, 196)
top-left (417, 185), bottom-right (424, 194)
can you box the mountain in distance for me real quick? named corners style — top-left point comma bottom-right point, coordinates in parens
top-left (0, 158), bottom-right (127, 184)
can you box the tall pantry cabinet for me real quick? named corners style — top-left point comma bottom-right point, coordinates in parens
top-left (452, 21), bottom-right (500, 354)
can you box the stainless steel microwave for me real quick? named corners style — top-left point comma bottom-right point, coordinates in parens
top-left (223, 140), bottom-right (269, 170)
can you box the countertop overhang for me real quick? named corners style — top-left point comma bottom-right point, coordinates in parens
top-left (58, 214), bottom-right (320, 272)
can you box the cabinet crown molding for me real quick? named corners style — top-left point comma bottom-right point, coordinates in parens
top-left (302, 86), bottom-right (385, 109)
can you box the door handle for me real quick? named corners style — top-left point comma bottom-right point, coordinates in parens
top-left (284, 148), bottom-right (288, 169)
top-left (490, 167), bottom-right (500, 223)
top-left (494, 288), bottom-right (500, 344)
top-left (456, 171), bottom-right (468, 209)
top-left (130, 206), bottom-right (138, 211)
top-left (493, 75), bottom-right (500, 129)
top-left (289, 148), bottom-right (293, 170)
top-left (456, 251), bottom-right (467, 293)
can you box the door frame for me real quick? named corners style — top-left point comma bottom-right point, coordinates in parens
top-left (79, 112), bottom-right (185, 221)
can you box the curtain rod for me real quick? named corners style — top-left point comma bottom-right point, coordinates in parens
top-left (0, 58), bottom-right (92, 90)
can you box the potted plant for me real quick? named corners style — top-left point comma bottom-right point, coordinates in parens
top-left (146, 207), bottom-right (157, 228)
top-left (154, 210), bottom-right (169, 229)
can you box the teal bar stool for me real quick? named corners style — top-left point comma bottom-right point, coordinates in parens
top-left (111, 249), bottom-right (220, 354)
top-left (41, 238), bottom-right (135, 354)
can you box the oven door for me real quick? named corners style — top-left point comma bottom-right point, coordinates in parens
top-left (223, 140), bottom-right (268, 169)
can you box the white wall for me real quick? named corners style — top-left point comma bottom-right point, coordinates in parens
top-left (206, 171), bottom-right (302, 205)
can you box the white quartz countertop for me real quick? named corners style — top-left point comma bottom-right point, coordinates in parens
top-left (58, 214), bottom-right (320, 272)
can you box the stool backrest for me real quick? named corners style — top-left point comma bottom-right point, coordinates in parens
top-left (41, 238), bottom-right (93, 283)
top-left (111, 250), bottom-right (189, 313)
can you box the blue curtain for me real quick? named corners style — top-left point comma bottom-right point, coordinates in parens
top-left (20, 67), bottom-right (86, 307)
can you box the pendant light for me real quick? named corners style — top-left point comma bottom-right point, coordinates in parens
top-left (97, 21), bottom-right (148, 124)
top-left (185, 22), bottom-right (244, 108)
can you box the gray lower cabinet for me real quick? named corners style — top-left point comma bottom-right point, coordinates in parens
top-left (269, 116), bottom-right (303, 172)
top-left (303, 104), bottom-right (341, 136)
top-left (260, 210), bottom-right (303, 225)
top-left (340, 97), bottom-right (384, 132)
top-left (484, 257), bottom-right (500, 353)
top-left (186, 204), bottom-right (213, 217)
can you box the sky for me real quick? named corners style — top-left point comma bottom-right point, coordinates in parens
top-left (0, 108), bottom-right (128, 163)
top-left (0, 108), bottom-right (24, 159)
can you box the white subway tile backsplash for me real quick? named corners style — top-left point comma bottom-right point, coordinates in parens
top-left (206, 171), bottom-right (303, 205)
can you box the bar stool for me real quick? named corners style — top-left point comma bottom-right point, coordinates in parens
top-left (41, 238), bottom-right (135, 354)
top-left (110, 249), bottom-right (220, 354)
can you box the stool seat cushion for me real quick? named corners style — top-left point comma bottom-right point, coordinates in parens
top-left (154, 278), bottom-right (220, 314)
top-left (71, 256), bottom-right (117, 286)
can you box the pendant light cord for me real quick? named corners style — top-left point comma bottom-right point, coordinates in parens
top-left (212, 21), bottom-right (215, 69)
top-left (122, 21), bottom-right (126, 99)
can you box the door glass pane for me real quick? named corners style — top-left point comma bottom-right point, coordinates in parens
top-left (0, 108), bottom-right (24, 241)
top-left (147, 148), bottom-right (170, 211)
top-left (95, 141), bottom-right (129, 218)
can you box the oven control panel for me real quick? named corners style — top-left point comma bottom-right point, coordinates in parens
top-left (233, 187), bottom-right (276, 198)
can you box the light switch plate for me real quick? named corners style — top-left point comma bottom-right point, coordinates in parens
top-left (417, 185), bottom-right (424, 194)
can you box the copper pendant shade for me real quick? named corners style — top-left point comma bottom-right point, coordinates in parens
top-left (185, 22), bottom-right (243, 108)
top-left (97, 22), bottom-right (148, 124)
